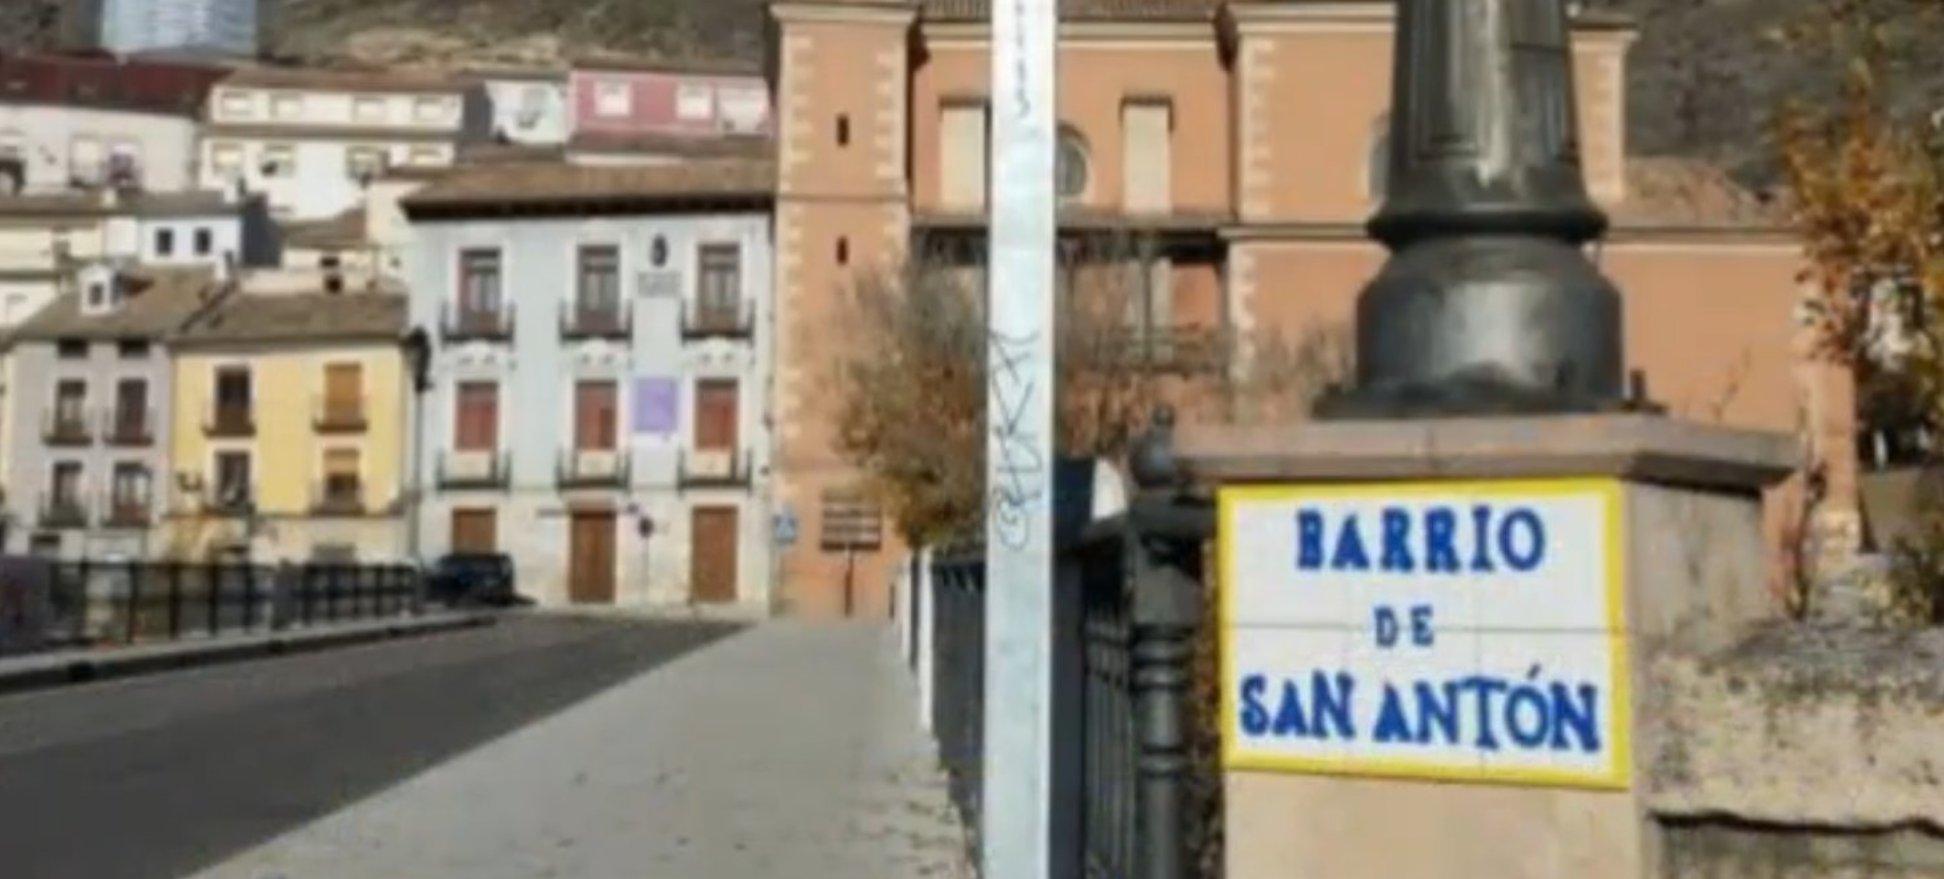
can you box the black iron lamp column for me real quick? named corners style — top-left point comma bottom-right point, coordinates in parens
top-left (1322, 0), bottom-right (1627, 417)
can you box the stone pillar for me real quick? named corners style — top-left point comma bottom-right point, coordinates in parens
top-left (1185, 415), bottom-right (1797, 879)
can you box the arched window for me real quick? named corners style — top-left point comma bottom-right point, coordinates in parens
top-left (1056, 125), bottom-right (1090, 201)
top-left (1368, 113), bottom-right (1392, 201)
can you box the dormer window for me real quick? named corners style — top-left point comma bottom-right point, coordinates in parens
top-left (78, 264), bottom-right (122, 316)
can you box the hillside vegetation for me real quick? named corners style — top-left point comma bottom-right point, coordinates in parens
top-left (6, 0), bottom-right (1943, 182)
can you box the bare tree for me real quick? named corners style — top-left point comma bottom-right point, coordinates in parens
top-left (832, 238), bottom-right (1348, 543)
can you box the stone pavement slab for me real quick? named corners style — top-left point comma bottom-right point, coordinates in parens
top-left (194, 621), bottom-right (973, 879)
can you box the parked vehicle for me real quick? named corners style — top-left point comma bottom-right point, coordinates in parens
top-left (424, 553), bottom-right (525, 607)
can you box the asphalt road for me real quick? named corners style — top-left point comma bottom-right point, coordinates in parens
top-left (0, 614), bottom-right (740, 879)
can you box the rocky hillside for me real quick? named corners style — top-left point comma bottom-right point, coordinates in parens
top-left (7, 0), bottom-right (1942, 182)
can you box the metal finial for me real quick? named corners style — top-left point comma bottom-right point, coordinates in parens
top-left (1130, 405), bottom-right (1180, 489)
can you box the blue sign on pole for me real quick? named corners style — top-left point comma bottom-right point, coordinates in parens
top-left (774, 509), bottom-right (799, 546)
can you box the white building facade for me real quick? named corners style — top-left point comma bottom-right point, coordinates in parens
top-left (0, 190), bottom-right (273, 328)
top-left (200, 69), bottom-right (489, 220)
top-left (401, 162), bottom-right (776, 613)
top-left (0, 55), bottom-right (224, 196)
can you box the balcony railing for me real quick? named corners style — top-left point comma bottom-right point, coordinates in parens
top-left (1103, 325), bottom-right (1228, 375)
top-left (680, 301), bottom-right (754, 342)
top-left (104, 408), bottom-right (155, 447)
top-left (205, 487), bottom-right (254, 517)
top-left (556, 447), bottom-right (630, 489)
top-left (314, 395), bottom-right (368, 433)
top-left (43, 409), bottom-right (92, 446)
top-left (560, 300), bottom-right (631, 341)
top-left (677, 447), bottom-right (753, 490)
top-left (39, 494), bottom-right (87, 529)
top-left (103, 494), bottom-right (151, 528)
top-left (205, 403), bottom-right (255, 438)
top-left (437, 450), bottom-right (511, 490)
top-left (311, 481), bottom-right (366, 516)
top-left (440, 301), bottom-right (515, 343)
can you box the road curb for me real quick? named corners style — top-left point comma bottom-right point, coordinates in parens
top-left (0, 612), bottom-right (499, 697)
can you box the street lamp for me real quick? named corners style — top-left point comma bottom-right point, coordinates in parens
top-left (1320, 0), bottom-right (1625, 418)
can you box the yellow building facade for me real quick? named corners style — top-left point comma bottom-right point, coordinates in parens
top-left (166, 293), bottom-right (410, 562)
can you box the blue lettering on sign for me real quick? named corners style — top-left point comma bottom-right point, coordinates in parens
top-left (1293, 503), bottom-right (1551, 575)
top-left (1236, 666), bottom-right (1603, 755)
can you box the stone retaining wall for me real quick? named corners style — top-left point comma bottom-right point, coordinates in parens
top-left (1645, 625), bottom-right (1944, 877)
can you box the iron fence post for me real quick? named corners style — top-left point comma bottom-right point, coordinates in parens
top-left (208, 565), bottom-right (221, 637)
top-left (1126, 530), bottom-right (1202, 879)
top-left (124, 560), bottom-right (141, 643)
top-left (1125, 406), bottom-right (1211, 879)
top-left (167, 562), bottom-right (182, 640)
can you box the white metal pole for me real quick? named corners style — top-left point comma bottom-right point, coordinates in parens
top-left (984, 0), bottom-right (1057, 868)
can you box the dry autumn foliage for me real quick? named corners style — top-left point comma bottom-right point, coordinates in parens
top-left (832, 239), bottom-right (1348, 544)
top-left (1775, 0), bottom-right (1944, 623)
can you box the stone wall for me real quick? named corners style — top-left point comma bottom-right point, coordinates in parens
top-left (1644, 626), bottom-right (1944, 877)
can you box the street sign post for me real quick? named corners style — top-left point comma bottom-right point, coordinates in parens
top-left (984, 0), bottom-right (1057, 869)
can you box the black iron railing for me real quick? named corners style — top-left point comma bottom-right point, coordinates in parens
top-left (930, 545), bottom-right (986, 856)
top-left (0, 559), bottom-right (428, 657)
top-left (922, 410), bottom-right (1210, 879)
top-left (440, 301), bottom-right (515, 343)
top-left (676, 448), bottom-right (753, 490)
top-left (560, 300), bottom-right (631, 341)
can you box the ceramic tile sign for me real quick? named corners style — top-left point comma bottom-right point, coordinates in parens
top-left (1219, 478), bottom-right (1630, 789)
top-left (632, 377), bottom-right (678, 436)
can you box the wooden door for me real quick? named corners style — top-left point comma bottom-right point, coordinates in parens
top-left (575, 380), bottom-right (617, 450)
top-left (454, 381), bottom-right (499, 450)
top-left (689, 506), bottom-right (738, 604)
top-left (568, 511), bottom-right (617, 604)
top-left (451, 509), bottom-right (496, 552)
top-left (693, 379), bottom-right (739, 452)
top-left (324, 363), bottom-right (362, 420)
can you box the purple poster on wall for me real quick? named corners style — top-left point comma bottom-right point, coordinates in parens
top-left (633, 377), bottom-right (679, 435)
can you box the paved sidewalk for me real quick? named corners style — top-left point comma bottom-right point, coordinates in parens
top-left (195, 622), bottom-right (973, 879)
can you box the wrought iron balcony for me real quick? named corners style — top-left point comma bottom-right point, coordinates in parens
top-left (556, 448), bottom-right (630, 489)
top-left (560, 300), bottom-right (632, 341)
top-left (204, 402), bottom-right (255, 438)
top-left (104, 408), bottom-right (155, 447)
top-left (42, 409), bottom-right (92, 446)
top-left (677, 447), bottom-right (753, 490)
top-left (437, 450), bottom-right (511, 490)
top-left (310, 481), bottom-right (366, 516)
top-left (314, 395), bottom-right (368, 433)
top-left (440, 301), bottom-right (515, 343)
top-left (39, 494), bottom-right (87, 529)
top-left (205, 487), bottom-right (254, 517)
top-left (680, 301), bottom-right (754, 342)
top-left (103, 494), bottom-right (151, 528)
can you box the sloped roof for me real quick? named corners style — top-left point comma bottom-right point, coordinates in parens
top-left (219, 65), bottom-right (474, 94)
top-left (12, 266), bottom-right (221, 341)
top-left (402, 159), bottom-right (774, 216)
top-left (566, 131), bottom-right (772, 160)
top-left (280, 208), bottom-right (369, 251)
top-left (0, 54), bottom-right (227, 117)
top-left (175, 292), bottom-right (406, 346)
top-left (0, 190), bottom-right (237, 220)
